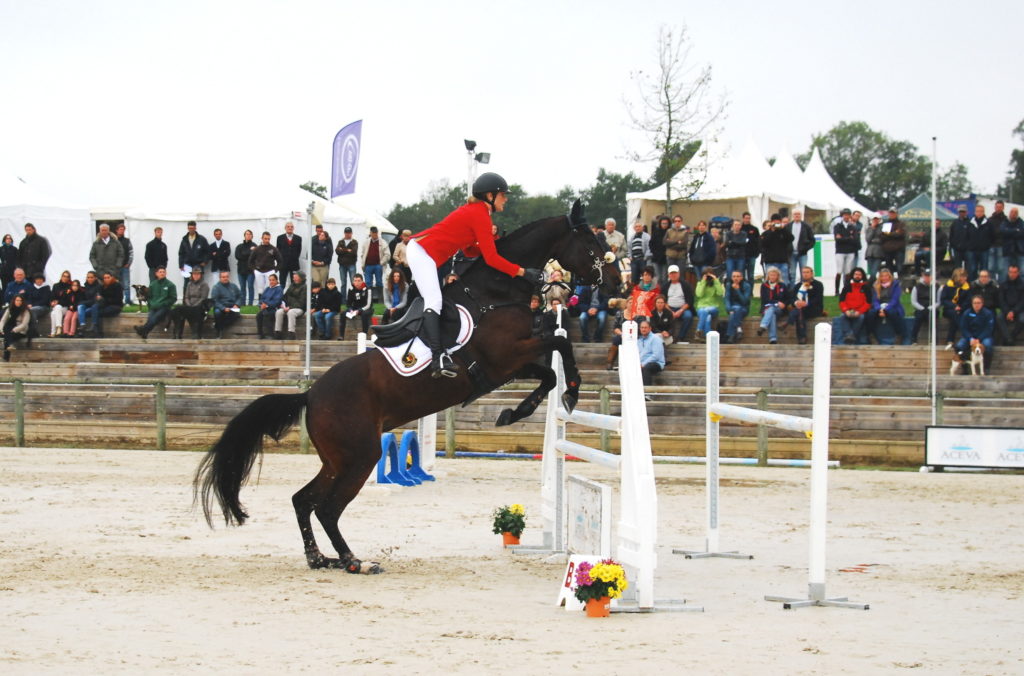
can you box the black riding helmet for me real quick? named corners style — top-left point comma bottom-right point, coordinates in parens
top-left (472, 172), bottom-right (509, 208)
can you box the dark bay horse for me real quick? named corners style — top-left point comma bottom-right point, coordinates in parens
top-left (194, 201), bottom-right (621, 572)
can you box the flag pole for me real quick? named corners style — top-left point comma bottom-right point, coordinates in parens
top-left (304, 202), bottom-right (314, 380)
top-left (930, 137), bottom-right (938, 426)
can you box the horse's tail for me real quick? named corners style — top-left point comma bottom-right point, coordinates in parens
top-left (193, 391), bottom-right (308, 527)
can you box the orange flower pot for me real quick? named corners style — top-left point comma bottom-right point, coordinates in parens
top-left (585, 596), bottom-right (611, 618)
top-left (501, 532), bottom-right (520, 546)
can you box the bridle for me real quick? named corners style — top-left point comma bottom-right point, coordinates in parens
top-left (563, 215), bottom-right (611, 287)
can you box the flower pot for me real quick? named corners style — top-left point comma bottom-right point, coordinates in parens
top-left (501, 532), bottom-right (520, 546)
top-left (585, 596), bottom-right (611, 618)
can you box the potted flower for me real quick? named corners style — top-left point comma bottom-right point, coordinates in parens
top-left (491, 503), bottom-right (526, 546)
top-left (574, 559), bottom-right (628, 617)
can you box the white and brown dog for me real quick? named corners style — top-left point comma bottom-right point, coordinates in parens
top-left (950, 340), bottom-right (985, 376)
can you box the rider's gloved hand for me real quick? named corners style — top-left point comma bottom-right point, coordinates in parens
top-left (523, 268), bottom-right (545, 285)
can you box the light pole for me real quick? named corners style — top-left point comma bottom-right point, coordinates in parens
top-left (464, 139), bottom-right (491, 199)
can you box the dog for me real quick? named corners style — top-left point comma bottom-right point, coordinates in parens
top-left (950, 341), bottom-right (986, 376)
top-left (132, 284), bottom-right (150, 308)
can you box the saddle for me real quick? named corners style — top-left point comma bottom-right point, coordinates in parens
top-left (373, 296), bottom-right (464, 349)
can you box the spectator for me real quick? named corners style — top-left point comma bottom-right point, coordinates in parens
top-left (759, 218), bottom-right (792, 283)
top-left (17, 222), bottom-right (51, 280)
top-left (310, 229), bottom-right (333, 288)
top-left (178, 220), bottom-right (210, 275)
top-left (627, 221), bottom-right (652, 285)
top-left (636, 318), bottom-right (665, 391)
top-left (308, 281), bottom-right (321, 337)
top-left (626, 266), bottom-right (660, 321)
top-left (24, 272), bottom-right (51, 333)
top-left (694, 266), bottom-right (724, 342)
top-left (786, 210), bottom-right (815, 285)
top-left (864, 216), bottom-right (885, 278)
top-left (89, 224), bottom-right (124, 279)
top-left (208, 228), bottom-right (231, 286)
top-left (869, 267), bottom-right (905, 344)
top-left (723, 219), bottom-right (748, 280)
top-left (723, 269), bottom-right (750, 344)
top-left (335, 226), bottom-right (359, 298)
top-left (48, 270), bottom-right (72, 337)
top-left (740, 212), bottom-right (761, 285)
top-left (757, 266), bottom-right (788, 345)
top-left (545, 297), bottom-right (569, 334)
top-left (964, 204), bottom-right (993, 282)
top-left (788, 266), bottom-right (824, 345)
top-left (234, 230), bottom-right (257, 306)
top-left (210, 269), bottom-right (242, 339)
top-left (248, 231), bottom-right (281, 300)
top-left (576, 283), bottom-right (609, 343)
top-left (91, 272), bottom-right (124, 338)
top-left (687, 220), bottom-right (716, 277)
top-left (341, 272), bottom-right (373, 338)
top-left (75, 271), bottom-right (101, 336)
top-left (838, 267), bottom-right (873, 344)
top-left (0, 233), bottom-right (18, 294)
top-left (255, 274), bottom-right (283, 340)
top-left (171, 268), bottom-right (209, 339)
top-left (663, 215), bottom-right (689, 276)
top-left (58, 279), bottom-right (82, 337)
top-left (602, 218), bottom-right (626, 261)
top-left (832, 208), bottom-right (862, 295)
top-left (360, 226), bottom-right (390, 302)
top-left (1, 294), bottom-right (31, 360)
top-left (133, 266), bottom-right (177, 339)
top-left (3, 267), bottom-right (30, 304)
top-left (649, 294), bottom-right (675, 345)
top-left (382, 269), bottom-right (408, 325)
top-left (911, 219), bottom-right (948, 277)
top-left (1000, 207), bottom-right (1024, 277)
top-left (948, 205), bottom-right (970, 270)
top-left (604, 299), bottom-right (632, 370)
top-left (542, 269), bottom-right (573, 310)
top-left (144, 227), bottom-right (168, 282)
top-left (998, 264), bottom-right (1024, 346)
top-left (954, 295), bottom-right (995, 373)
top-left (275, 271), bottom-right (308, 340)
top-left (988, 200), bottom-right (1008, 282)
top-left (710, 226), bottom-right (727, 278)
top-left (878, 207), bottom-right (907, 276)
top-left (276, 221), bottom-right (302, 288)
top-left (910, 269), bottom-right (938, 345)
top-left (114, 224), bottom-right (134, 305)
top-left (650, 216), bottom-right (671, 283)
top-left (313, 277), bottom-right (343, 339)
top-left (940, 267), bottom-right (971, 348)
top-left (662, 265), bottom-right (694, 343)
top-left (529, 294), bottom-right (547, 337)
top-left (392, 229), bottom-right (413, 281)
top-left (969, 269), bottom-right (1000, 315)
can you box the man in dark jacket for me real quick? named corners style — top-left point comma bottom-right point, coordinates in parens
top-left (948, 205), bottom-right (970, 270)
top-left (740, 212), bottom-right (760, 285)
top-left (178, 221), bottom-right (210, 274)
top-left (575, 283), bottom-right (610, 343)
top-left (334, 226), bottom-right (359, 298)
top-left (1000, 206), bottom-right (1024, 277)
top-left (275, 271), bottom-right (307, 339)
top-left (832, 209), bottom-right (862, 294)
top-left (988, 200), bottom-right (1008, 281)
top-left (878, 208), bottom-right (907, 277)
top-left (310, 229), bottom-right (334, 288)
top-left (144, 227), bottom-right (169, 281)
top-left (759, 219), bottom-right (793, 283)
top-left (964, 204), bottom-right (993, 282)
top-left (208, 228), bottom-right (231, 277)
top-left (17, 223), bottom-right (51, 279)
top-left (91, 272), bottom-right (124, 338)
top-left (113, 223), bottom-right (134, 305)
top-left (210, 270), bottom-right (242, 338)
top-left (785, 211), bottom-right (815, 286)
top-left (277, 222), bottom-right (302, 289)
top-left (969, 270), bottom-right (1000, 314)
top-left (248, 230), bottom-right (282, 300)
top-left (687, 221), bottom-right (716, 274)
top-left (997, 264), bottom-right (1024, 345)
top-left (171, 268), bottom-right (210, 339)
top-left (650, 216), bottom-right (670, 284)
top-left (788, 266), bottom-right (824, 345)
top-left (954, 295), bottom-right (995, 372)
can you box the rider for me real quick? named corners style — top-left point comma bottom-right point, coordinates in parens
top-left (407, 172), bottom-right (529, 378)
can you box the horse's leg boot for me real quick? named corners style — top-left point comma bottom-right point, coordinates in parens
top-left (424, 309), bottom-right (458, 378)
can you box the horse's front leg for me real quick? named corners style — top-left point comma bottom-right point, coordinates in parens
top-left (495, 362), bottom-right (556, 427)
top-left (547, 334), bottom-right (581, 413)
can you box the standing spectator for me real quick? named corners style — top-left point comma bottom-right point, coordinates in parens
top-left (948, 205), bottom-right (970, 271)
top-left (911, 219), bottom-right (948, 277)
top-left (255, 274), bottom-right (283, 340)
top-left (910, 269), bottom-right (938, 345)
top-left (687, 220), bottom-right (716, 279)
top-left (310, 229), bottom-right (333, 288)
top-left (838, 267), bottom-right (873, 344)
top-left (964, 204), bottom-right (993, 282)
top-left (869, 268), bottom-right (905, 344)
top-left (650, 216), bottom-right (671, 284)
top-left (275, 271), bottom-right (307, 340)
top-left (999, 207), bottom-right (1024, 277)
top-left (133, 266), bottom-right (177, 339)
top-left (786, 210), bottom-right (815, 285)
top-left (210, 269), bottom-right (242, 339)
top-left (693, 266), bottom-right (724, 342)
top-left (757, 266), bottom-right (788, 344)
top-left (988, 200), bottom-right (1008, 281)
top-left (335, 226), bottom-right (359, 298)
top-left (626, 267), bottom-right (660, 320)
top-left (248, 231), bottom-right (281, 300)
top-left (17, 223), bottom-right (51, 280)
top-left (740, 212), bottom-right (760, 285)
top-left (276, 221), bottom-right (302, 288)
top-left (24, 272), bottom-right (51, 333)
top-left (91, 272), bottom-right (124, 338)
top-left (114, 224), bottom-right (134, 305)
top-left (636, 318), bottom-right (665, 391)
top-left (788, 266), bottom-right (824, 345)
top-left (313, 277), bottom-right (343, 339)
top-left (48, 270), bottom-right (72, 337)
top-left (663, 265), bottom-right (695, 342)
top-left (3, 267), bottom-right (30, 304)
top-left (75, 271), bottom-right (101, 335)
top-left (710, 226), bottom-right (727, 278)
top-left (723, 269), bottom-right (751, 344)
top-left (58, 278), bottom-right (82, 337)
top-left (663, 215), bottom-right (689, 275)
top-left (234, 230), bottom-right (257, 306)
top-left (997, 264), bottom-right (1024, 345)
top-left (170, 268), bottom-right (209, 339)
top-left (360, 226), bottom-right (390, 302)
top-left (576, 283), bottom-right (609, 343)
top-left (954, 295), bottom-right (995, 373)
top-left (940, 267), bottom-right (971, 348)
top-left (832, 208), bottom-right (862, 295)
top-left (341, 273), bottom-right (373, 338)
top-left (208, 228), bottom-right (231, 287)
top-left (392, 229), bottom-right (413, 281)
top-left (649, 295), bottom-right (675, 346)
top-left (0, 233), bottom-right (18, 294)
top-left (723, 219), bottom-right (748, 280)
top-left (759, 219), bottom-right (792, 283)
top-left (144, 227), bottom-right (168, 282)
top-left (878, 207), bottom-right (907, 276)
top-left (178, 220), bottom-right (210, 275)
top-left (864, 216), bottom-right (885, 278)
top-left (627, 221), bottom-right (651, 285)
top-left (382, 269), bottom-right (408, 325)
top-left (602, 218), bottom-right (626, 261)
top-left (1, 294), bottom-right (31, 360)
top-left (89, 224), bottom-right (124, 279)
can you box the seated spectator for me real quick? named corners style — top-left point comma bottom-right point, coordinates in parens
top-left (868, 267), bottom-right (905, 344)
top-left (605, 298), bottom-right (632, 370)
top-left (969, 270), bottom-right (1000, 314)
top-left (576, 283), bottom-right (609, 343)
top-left (25, 272), bottom-right (51, 333)
top-left (75, 271), bottom-right (102, 336)
top-left (542, 269), bottom-right (573, 310)
top-left (626, 266), bottom-right (660, 321)
top-left (313, 278), bottom-right (343, 339)
top-left (382, 269), bottom-right (408, 325)
top-left (724, 269), bottom-right (751, 344)
top-left (757, 266), bottom-right (789, 344)
top-left (694, 266), bottom-right (724, 342)
top-left (787, 266), bottom-right (824, 345)
top-left (134, 266), bottom-right (177, 339)
top-left (57, 278), bottom-right (82, 337)
top-left (1, 294), bottom-right (32, 360)
top-left (649, 295), bottom-right (675, 346)
top-left (255, 274), bottom-right (283, 340)
top-left (940, 267), bottom-right (971, 348)
top-left (341, 273), bottom-right (372, 339)
top-left (210, 269), bottom-right (242, 339)
top-left (276, 271), bottom-right (307, 340)
top-left (48, 270), bottom-right (72, 337)
top-left (838, 267), bottom-right (873, 344)
top-left (3, 267), bottom-right (30, 305)
top-left (636, 318), bottom-right (665, 393)
top-left (171, 268), bottom-right (209, 339)
top-left (545, 297), bottom-right (568, 335)
top-left (86, 272), bottom-right (124, 338)
top-left (997, 264), bottom-right (1024, 346)
top-left (910, 269), bottom-right (938, 345)
top-left (954, 294), bottom-right (995, 373)
top-left (663, 264), bottom-right (694, 342)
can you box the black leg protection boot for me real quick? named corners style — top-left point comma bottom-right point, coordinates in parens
top-left (424, 309), bottom-right (458, 378)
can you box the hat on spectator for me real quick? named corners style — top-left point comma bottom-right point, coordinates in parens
top-left (840, 208), bottom-right (852, 215)
top-left (921, 269), bottom-right (932, 276)
top-left (957, 205), bottom-right (967, 212)
top-left (344, 226), bottom-right (352, 233)
top-left (888, 206), bottom-right (898, 213)
top-left (667, 264), bottom-right (680, 274)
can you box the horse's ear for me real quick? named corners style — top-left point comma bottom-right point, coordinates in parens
top-left (570, 199), bottom-right (588, 230)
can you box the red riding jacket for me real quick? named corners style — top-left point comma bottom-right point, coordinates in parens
top-left (412, 201), bottom-right (520, 277)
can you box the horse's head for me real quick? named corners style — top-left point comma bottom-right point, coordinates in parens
top-left (556, 200), bottom-right (622, 296)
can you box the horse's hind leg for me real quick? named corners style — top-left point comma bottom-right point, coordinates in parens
top-left (496, 362), bottom-right (556, 427)
top-left (293, 468), bottom-right (345, 569)
top-left (313, 459), bottom-right (381, 574)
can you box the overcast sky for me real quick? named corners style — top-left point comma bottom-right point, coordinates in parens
top-left (2, 0), bottom-right (1022, 216)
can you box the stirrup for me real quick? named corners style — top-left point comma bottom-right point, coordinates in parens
top-left (432, 353), bottom-right (459, 378)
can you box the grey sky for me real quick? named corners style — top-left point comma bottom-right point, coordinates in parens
top-left (2, 0), bottom-right (1021, 215)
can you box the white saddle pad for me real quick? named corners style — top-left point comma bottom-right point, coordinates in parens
top-left (373, 304), bottom-right (474, 377)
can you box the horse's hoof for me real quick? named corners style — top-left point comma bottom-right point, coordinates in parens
top-left (561, 392), bottom-right (578, 414)
top-left (345, 559), bottom-right (382, 575)
top-left (306, 554), bottom-right (343, 569)
top-left (495, 409), bottom-right (514, 427)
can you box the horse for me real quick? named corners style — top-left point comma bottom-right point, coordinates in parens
top-left (194, 201), bottom-right (621, 573)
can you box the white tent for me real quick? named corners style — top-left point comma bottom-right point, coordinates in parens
top-left (801, 148), bottom-right (875, 218)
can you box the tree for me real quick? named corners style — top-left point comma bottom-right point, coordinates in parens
top-left (580, 168), bottom-right (654, 227)
top-left (997, 118), bottom-right (1024, 202)
top-left (386, 180), bottom-right (466, 234)
top-left (493, 186), bottom-right (572, 234)
top-left (624, 24), bottom-right (726, 215)
top-left (299, 181), bottom-right (327, 199)
top-left (936, 162), bottom-right (974, 201)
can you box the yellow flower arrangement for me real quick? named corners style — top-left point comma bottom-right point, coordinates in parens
top-left (491, 504), bottom-right (527, 537)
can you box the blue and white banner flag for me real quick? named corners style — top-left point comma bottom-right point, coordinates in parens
top-left (331, 120), bottom-right (362, 198)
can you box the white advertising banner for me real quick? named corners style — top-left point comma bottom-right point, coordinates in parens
top-left (925, 426), bottom-right (1024, 469)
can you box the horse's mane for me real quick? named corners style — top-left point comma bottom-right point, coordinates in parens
top-left (495, 214), bottom-right (565, 260)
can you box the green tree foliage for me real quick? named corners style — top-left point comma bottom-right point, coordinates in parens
top-left (936, 162), bottom-right (974, 201)
top-left (493, 185), bottom-right (573, 234)
top-left (386, 180), bottom-right (466, 233)
top-left (581, 168), bottom-right (654, 226)
top-left (998, 118), bottom-right (1024, 203)
top-left (299, 181), bottom-right (327, 199)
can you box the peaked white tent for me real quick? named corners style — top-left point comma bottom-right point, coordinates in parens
top-left (801, 148), bottom-right (875, 217)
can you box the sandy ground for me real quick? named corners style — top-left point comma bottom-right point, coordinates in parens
top-left (1, 447), bottom-right (1022, 675)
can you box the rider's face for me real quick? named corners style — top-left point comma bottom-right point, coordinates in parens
top-left (492, 192), bottom-right (508, 212)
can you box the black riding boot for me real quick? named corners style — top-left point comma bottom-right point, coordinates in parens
top-left (424, 309), bottom-right (458, 378)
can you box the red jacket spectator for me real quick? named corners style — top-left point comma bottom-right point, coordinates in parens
top-left (840, 279), bottom-right (873, 315)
